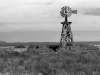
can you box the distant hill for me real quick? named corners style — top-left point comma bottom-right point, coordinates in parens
top-left (0, 41), bottom-right (100, 46)
top-left (0, 41), bottom-right (7, 44)
top-left (0, 42), bottom-right (60, 46)
top-left (0, 41), bottom-right (7, 43)
top-left (74, 41), bottom-right (100, 45)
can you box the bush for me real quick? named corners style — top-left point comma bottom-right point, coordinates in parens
top-left (15, 45), bottom-right (26, 48)
top-left (0, 44), bottom-right (100, 74)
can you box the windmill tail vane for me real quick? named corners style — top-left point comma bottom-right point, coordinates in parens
top-left (72, 10), bottom-right (77, 14)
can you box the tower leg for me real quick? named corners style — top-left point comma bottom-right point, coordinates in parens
top-left (60, 22), bottom-right (73, 49)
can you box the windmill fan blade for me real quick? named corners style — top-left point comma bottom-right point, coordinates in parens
top-left (72, 10), bottom-right (77, 14)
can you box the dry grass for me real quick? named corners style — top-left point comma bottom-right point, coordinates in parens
top-left (0, 44), bottom-right (99, 75)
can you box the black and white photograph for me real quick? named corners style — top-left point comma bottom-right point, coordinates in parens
top-left (0, 0), bottom-right (100, 75)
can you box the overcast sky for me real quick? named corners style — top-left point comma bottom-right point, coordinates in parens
top-left (0, 0), bottom-right (100, 42)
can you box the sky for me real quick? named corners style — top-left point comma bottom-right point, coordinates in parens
top-left (0, 0), bottom-right (100, 42)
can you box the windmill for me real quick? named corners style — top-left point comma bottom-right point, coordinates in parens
top-left (60, 6), bottom-right (77, 49)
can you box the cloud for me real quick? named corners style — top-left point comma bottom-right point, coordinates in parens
top-left (0, 0), bottom-right (100, 32)
top-left (18, 0), bottom-right (54, 5)
top-left (83, 8), bottom-right (100, 16)
top-left (44, 1), bottom-right (54, 5)
top-left (24, 1), bottom-right (54, 5)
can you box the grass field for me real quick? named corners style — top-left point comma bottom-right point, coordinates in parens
top-left (0, 43), bottom-right (99, 75)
